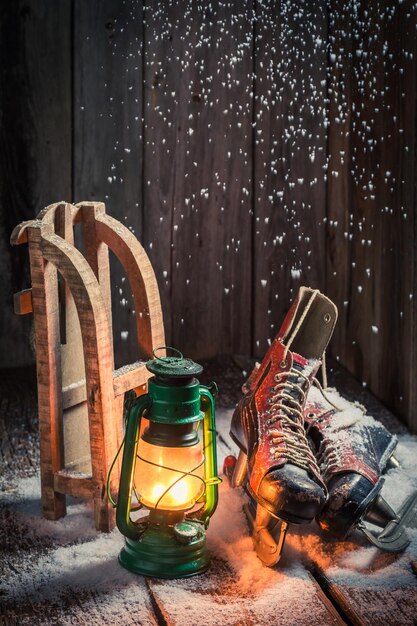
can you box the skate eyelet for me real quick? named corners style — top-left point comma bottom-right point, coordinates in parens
top-left (323, 313), bottom-right (331, 324)
top-left (280, 359), bottom-right (287, 369)
top-left (308, 412), bottom-right (315, 418)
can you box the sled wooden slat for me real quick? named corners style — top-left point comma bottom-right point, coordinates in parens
top-left (27, 222), bottom-right (66, 521)
top-left (54, 470), bottom-right (94, 499)
top-left (61, 363), bottom-right (150, 411)
top-left (54, 202), bottom-right (91, 489)
top-left (13, 288), bottom-right (33, 315)
top-left (62, 380), bottom-right (87, 410)
top-left (112, 362), bottom-right (149, 397)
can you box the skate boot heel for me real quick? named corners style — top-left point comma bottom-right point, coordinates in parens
top-left (223, 455), bottom-right (237, 483)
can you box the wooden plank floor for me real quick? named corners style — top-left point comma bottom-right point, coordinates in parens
top-left (0, 358), bottom-right (416, 625)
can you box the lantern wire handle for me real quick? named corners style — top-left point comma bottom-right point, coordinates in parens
top-left (106, 411), bottom-right (143, 511)
top-left (155, 462), bottom-right (205, 511)
top-left (106, 438), bottom-right (125, 508)
top-left (152, 346), bottom-right (183, 360)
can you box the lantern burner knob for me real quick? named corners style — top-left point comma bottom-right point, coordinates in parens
top-left (173, 521), bottom-right (201, 544)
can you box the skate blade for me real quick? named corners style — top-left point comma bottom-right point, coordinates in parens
top-left (232, 450), bottom-right (248, 488)
top-left (243, 502), bottom-right (289, 567)
top-left (227, 453), bottom-right (288, 565)
top-left (358, 490), bottom-right (417, 552)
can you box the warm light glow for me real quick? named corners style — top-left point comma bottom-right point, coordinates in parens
top-left (134, 437), bottom-right (205, 511)
top-left (150, 480), bottom-right (193, 505)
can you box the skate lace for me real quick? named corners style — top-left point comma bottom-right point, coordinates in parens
top-left (267, 368), bottom-right (321, 475)
top-left (316, 440), bottom-right (343, 475)
top-left (306, 379), bottom-right (344, 475)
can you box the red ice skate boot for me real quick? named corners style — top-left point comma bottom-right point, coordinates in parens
top-left (229, 287), bottom-right (337, 564)
top-left (304, 386), bottom-right (417, 552)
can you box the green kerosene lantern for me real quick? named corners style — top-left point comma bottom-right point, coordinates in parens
top-left (109, 348), bottom-right (220, 578)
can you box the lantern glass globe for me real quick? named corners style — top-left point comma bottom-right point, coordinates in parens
top-left (134, 438), bottom-right (205, 511)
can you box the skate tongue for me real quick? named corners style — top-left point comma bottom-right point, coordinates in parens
top-left (291, 353), bottom-right (321, 379)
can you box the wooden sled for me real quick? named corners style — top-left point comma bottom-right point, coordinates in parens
top-left (11, 202), bottom-right (165, 531)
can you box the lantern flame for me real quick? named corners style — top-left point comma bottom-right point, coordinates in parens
top-left (150, 479), bottom-right (194, 508)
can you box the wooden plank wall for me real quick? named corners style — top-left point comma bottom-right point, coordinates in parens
top-left (1, 1), bottom-right (416, 431)
top-left (143, 2), bottom-right (254, 358)
top-left (73, 0), bottom-right (145, 366)
top-left (253, 1), bottom-right (329, 356)
top-left (325, 0), bottom-right (417, 432)
top-left (0, 1), bottom-right (72, 365)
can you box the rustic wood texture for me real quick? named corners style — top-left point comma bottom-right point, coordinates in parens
top-left (3, 2), bottom-right (417, 433)
top-left (13, 288), bottom-right (33, 315)
top-left (143, 0), bottom-right (254, 358)
top-left (38, 224), bottom-right (117, 531)
top-left (325, 0), bottom-right (417, 432)
top-left (80, 202), bottom-right (114, 355)
top-left (55, 203), bottom-right (91, 474)
top-left (147, 560), bottom-right (342, 626)
top-left (27, 223), bottom-right (66, 521)
top-left (11, 203), bottom-right (165, 531)
top-left (95, 211), bottom-right (165, 358)
top-left (73, 0), bottom-right (145, 369)
top-left (61, 362), bottom-right (150, 410)
top-left (311, 569), bottom-right (417, 626)
top-left (54, 470), bottom-right (95, 499)
top-left (0, 0), bottom-right (72, 368)
top-left (252, 1), bottom-right (329, 356)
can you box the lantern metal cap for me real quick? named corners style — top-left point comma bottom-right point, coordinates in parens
top-left (146, 347), bottom-right (203, 379)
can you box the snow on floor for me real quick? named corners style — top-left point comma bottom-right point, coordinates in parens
top-left (1, 474), bottom-right (331, 626)
top-left (1, 408), bottom-right (416, 624)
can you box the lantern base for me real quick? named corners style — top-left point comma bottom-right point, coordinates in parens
top-left (119, 518), bottom-right (210, 579)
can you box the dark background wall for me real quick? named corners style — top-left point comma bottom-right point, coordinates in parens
top-left (1, 1), bottom-right (416, 432)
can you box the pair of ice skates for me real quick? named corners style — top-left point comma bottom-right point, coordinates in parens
top-left (227, 287), bottom-right (417, 566)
